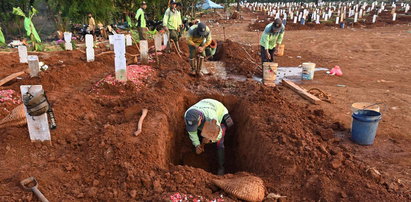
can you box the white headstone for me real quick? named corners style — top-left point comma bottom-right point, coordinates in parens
top-left (85, 34), bottom-right (94, 48)
top-left (392, 13), bottom-right (397, 21)
top-left (293, 16), bottom-right (298, 23)
top-left (27, 55), bottom-right (40, 77)
top-left (64, 32), bottom-right (73, 51)
top-left (113, 34), bottom-right (127, 81)
top-left (63, 32), bottom-right (72, 42)
top-left (316, 15), bottom-right (320, 24)
top-left (125, 34), bottom-right (132, 46)
top-left (336, 17), bottom-right (340, 24)
top-left (154, 34), bottom-right (162, 51)
top-left (18, 46), bottom-right (28, 63)
top-left (354, 12), bottom-right (358, 23)
top-left (139, 40), bottom-right (149, 64)
top-left (85, 34), bottom-right (94, 62)
top-left (372, 15), bottom-right (377, 23)
top-left (163, 33), bottom-right (169, 48)
top-left (109, 35), bottom-right (114, 44)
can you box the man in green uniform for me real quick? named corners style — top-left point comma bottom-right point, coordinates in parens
top-left (186, 22), bottom-right (215, 76)
top-left (184, 99), bottom-right (234, 175)
top-left (260, 18), bottom-right (285, 63)
top-left (163, 1), bottom-right (183, 51)
top-left (135, 1), bottom-right (148, 40)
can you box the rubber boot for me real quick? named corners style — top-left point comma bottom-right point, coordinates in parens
top-left (217, 148), bottom-right (225, 175)
top-left (196, 56), bottom-right (204, 77)
top-left (189, 58), bottom-right (197, 76)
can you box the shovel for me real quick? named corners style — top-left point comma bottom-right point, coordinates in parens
top-left (20, 177), bottom-right (49, 202)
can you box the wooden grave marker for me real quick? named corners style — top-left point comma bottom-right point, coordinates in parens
top-left (20, 85), bottom-right (51, 142)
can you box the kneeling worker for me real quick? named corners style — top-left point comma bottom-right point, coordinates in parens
top-left (260, 18), bottom-right (285, 63)
top-left (187, 23), bottom-right (215, 76)
top-left (184, 99), bottom-right (234, 175)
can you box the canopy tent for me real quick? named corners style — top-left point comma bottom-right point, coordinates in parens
top-left (197, 0), bottom-right (224, 10)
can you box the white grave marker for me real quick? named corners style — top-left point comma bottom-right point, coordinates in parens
top-left (18, 46), bottom-right (28, 63)
top-left (113, 34), bottom-right (127, 81)
top-left (139, 40), bottom-right (149, 64)
top-left (372, 15), bottom-right (377, 23)
top-left (27, 55), bottom-right (40, 77)
top-left (64, 32), bottom-right (73, 51)
top-left (85, 34), bottom-right (94, 62)
top-left (126, 34), bottom-right (132, 46)
top-left (20, 85), bottom-right (51, 142)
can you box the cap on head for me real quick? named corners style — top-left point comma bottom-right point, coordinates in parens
top-left (272, 18), bottom-right (283, 32)
top-left (197, 23), bottom-right (207, 36)
top-left (185, 109), bottom-right (202, 132)
top-left (171, 1), bottom-right (177, 5)
top-left (141, 1), bottom-right (147, 5)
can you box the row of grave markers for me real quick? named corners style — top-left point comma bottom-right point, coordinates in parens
top-left (19, 32), bottom-right (168, 82)
top-left (243, 1), bottom-right (409, 25)
top-left (15, 32), bottom-right (168, 142)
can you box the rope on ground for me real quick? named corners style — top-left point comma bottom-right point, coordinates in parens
top-left (240, 46), bottom-right (262, 69)
top-left (307, 88), bottom-right (332, 103)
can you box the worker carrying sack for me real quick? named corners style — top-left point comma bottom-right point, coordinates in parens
top-left (23, 89), bottom-right (49, 117)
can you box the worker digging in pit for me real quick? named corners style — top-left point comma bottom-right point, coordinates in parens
top-left (163, 1), bottom-right (183, 53)
top-left (135, 1), bottom-right (148, 40)
top-left (260, 18), bottom-right (285, 63)
top-left (186, 22), bottom-right (217, 76)
top-left (184, 99), bottom-right (234, 175)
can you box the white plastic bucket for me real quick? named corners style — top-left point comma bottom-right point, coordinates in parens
top-left (301, 62), bottom-right (316, 80)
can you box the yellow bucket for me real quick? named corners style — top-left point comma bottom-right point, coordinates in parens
top-left (276, 44), bottom-right (285, 56)
top-left (263, 62), bottom-right (278, 86)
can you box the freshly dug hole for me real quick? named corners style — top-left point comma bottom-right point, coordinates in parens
top-left (161, 93), bottom-right (281, 176)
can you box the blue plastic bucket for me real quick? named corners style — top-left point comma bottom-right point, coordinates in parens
top-left (351, 110), bottom-right (382, 145)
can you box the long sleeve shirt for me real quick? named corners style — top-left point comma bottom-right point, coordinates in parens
top-left (163, 8), bottom-right (182, 30)
top-left (135, 8), bottom-right (146, 28)
top-left (184, 99), bottom-right (229, 147)
top-left (186, 24), bottom-right (212, 47)
top-left (88, 17), bottom-right (96, 31)
top-left (259, 22), bottom-right (285, 50)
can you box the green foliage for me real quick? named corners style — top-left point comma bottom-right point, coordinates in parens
top-left (13, 6), bottom-right (42, 51)
top-left (0, 27), bottom-right (5, 45)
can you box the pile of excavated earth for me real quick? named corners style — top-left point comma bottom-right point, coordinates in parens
top-left (0, 39), bottom-right (409, 201)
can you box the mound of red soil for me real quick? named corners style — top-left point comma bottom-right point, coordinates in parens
top-left (214, 40), bottom-right (261, 77)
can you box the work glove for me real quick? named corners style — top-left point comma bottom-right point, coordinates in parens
top-left (195, 144), bottom-right (204, 155)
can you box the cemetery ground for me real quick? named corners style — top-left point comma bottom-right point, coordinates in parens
top-left (0, 8), bottom-right (411, 202)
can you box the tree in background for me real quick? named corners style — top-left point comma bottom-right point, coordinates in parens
top-left (13, 7), bottom-right (42, 50)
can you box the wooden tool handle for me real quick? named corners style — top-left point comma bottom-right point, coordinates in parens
top-left (134, 109), bottom-right (148, 136)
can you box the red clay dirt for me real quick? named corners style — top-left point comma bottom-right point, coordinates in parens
top-left (0, 16), bottom-right (410, 202)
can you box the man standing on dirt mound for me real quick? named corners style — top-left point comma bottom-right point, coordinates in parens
top-left (187, 22), bottom-right (217, 76)
top-left (163, 1), bottom-right (183, 52)
top-left (135, 1), bottom-right (148, 40)
top-left (184, 99), bottom-right (234, 175)
top-left (260, 18), bottom-right (285, 63)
